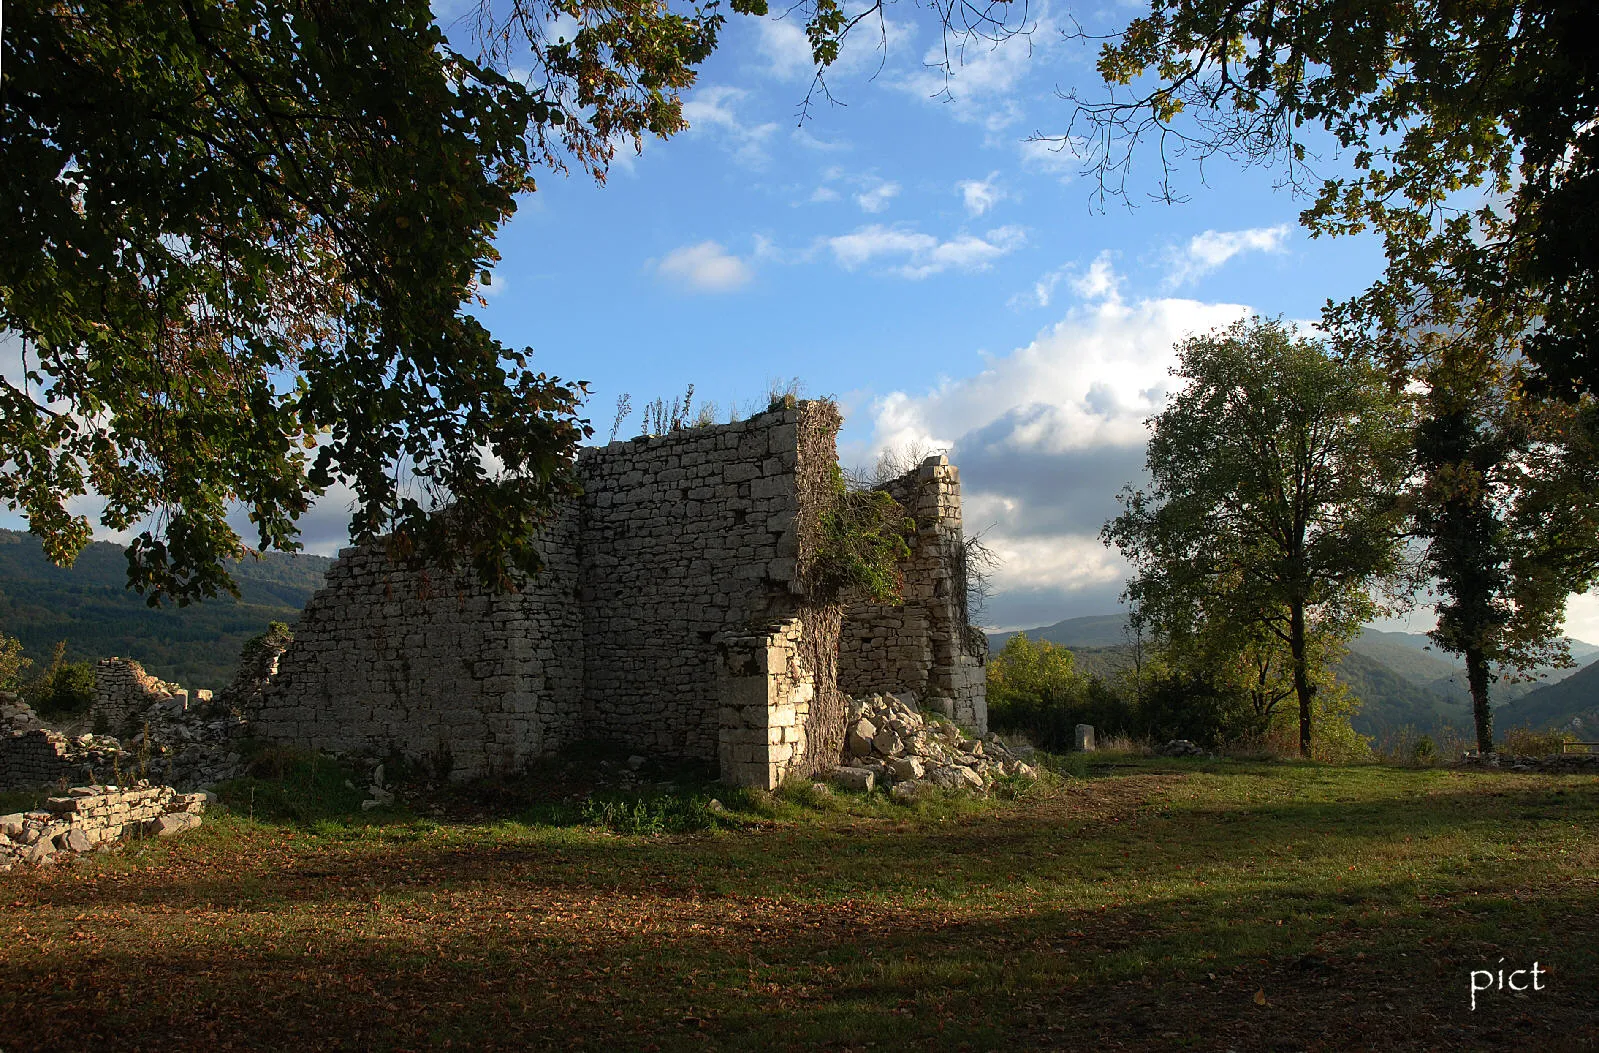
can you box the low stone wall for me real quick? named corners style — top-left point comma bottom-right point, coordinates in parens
top-left (0, 783), bottom-right (208, 872)
top-left (716, 618), bottom-right (815, 789)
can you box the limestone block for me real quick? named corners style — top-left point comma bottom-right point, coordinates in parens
top-left (829, 766), bottom-right (875, 793)
top-left (846, 720), bottom-right (877, 757)
top-left (888, 756), bottom-right (926, 780)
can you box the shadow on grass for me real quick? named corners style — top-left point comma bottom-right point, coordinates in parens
top-left (2, 810), bottom-right (1595, 1051)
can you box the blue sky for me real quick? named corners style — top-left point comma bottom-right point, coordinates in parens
top-left (9, 1), bottom-right (1598, 640)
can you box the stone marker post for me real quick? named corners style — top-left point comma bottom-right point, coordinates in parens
top-left (1075, 724), bottom-right (1096, 752)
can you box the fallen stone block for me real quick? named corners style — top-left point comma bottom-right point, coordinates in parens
top-left (888, 756), bottom-right (926, 780)
top-left (146, 813), bottom-right (202, 837)
top-left (829, 766), bottom-right (875, 793)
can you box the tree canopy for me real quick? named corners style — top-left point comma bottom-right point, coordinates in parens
top-left (1077, 0), bottom-right (1599, 400)
top-left (1104, 318), bottom-right (1412, 756)
top-left (1, 0), bottom-right (762, 603)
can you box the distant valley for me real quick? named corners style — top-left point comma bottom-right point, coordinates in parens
top-left (988, 614), bottom-right (1599, 740)
top-left (0, 529), bottom-right (332, 690)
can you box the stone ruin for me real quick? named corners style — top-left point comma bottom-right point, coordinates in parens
top-left (0, 657), bottom-right (246, 793)
top-left (0, 783), bottom-right (210, 872)
top-left (249, 401), bottom-right (990, 788)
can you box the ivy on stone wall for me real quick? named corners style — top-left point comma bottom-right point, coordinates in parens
top-left (810, 465), bottom-right (914, 603)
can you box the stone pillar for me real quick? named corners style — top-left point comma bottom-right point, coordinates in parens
top-left (716, 619), bottom-right (814, 789)
top-left (1076, 724), bottom-right (1096, 752)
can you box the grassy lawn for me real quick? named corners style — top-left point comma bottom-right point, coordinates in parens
top-left (2, 755), bottom-right (1597, 1050)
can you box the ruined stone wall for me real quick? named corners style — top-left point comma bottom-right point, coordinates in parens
top-left (252, 508), bottom-right (583, 781)
top-left (0, 783), bottom-right (208, 871)
top-left (0, 728), bottom-right (124, 791)
top-left (576, 404), bottom-right (833, 760)
top-left (252, 405), bottom-right (842, 780)
top-left (92, 658), bottom-right (186, 736)
top-left (838, 455), bottom-right (988, 733)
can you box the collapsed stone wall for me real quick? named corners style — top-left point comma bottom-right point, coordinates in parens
top-left (92, 658), bottom-right (209, 737)
top-left (0, 783), bottom-right (208, 871)
top-left (838, 455), bottom-right (989, 733)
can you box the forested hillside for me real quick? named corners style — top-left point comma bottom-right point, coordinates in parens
top-left (0, 529), bottom-right (331, 690)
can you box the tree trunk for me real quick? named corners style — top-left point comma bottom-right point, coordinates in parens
top-left (1289, 602), bottom-right (1314, 758)
top-left (1465, 644), bottom-right (1494, 754)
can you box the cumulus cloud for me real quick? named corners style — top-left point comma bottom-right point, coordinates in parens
top-left (681, 86), bottom-right (779, 167)
top-left (855, 180), bottom-right (901, 213)
top-left (857, 286), bottom-right (1254, 627)
top-left (655, 241), bottom-right (754, 292)
top-left (1165, 224), bottom-right (1292, 287)
top-left (826, 224), bottom-right (1025, 278)
top-left (957, 173), bottom-right (1004, 216)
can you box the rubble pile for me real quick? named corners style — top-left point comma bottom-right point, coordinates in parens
top-left (831, 691), bottom-right (1037, 800)
top-left (124, 693), bottom-right (247, 788)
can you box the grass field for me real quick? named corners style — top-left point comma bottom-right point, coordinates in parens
top-left (2, 755), bottom-right (1597, 1050)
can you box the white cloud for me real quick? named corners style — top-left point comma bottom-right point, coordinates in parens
top-left (754, 11), bottom-right (913, 83)
top-left (1009, 252), bottom-right (1120, 310)
top-left (855, 180), bottom-right (900, 213)
top-left (1165, 224), bottom-right (1292, 286)
top-left (1018, 136), bottom-right (1080, 177)
top-left (857, 279), bottom-right (1255, 626)
top-left (681, 86), bottom-right (779, 167)
top-left (900, 19), bottom-right (1053, 129)
top-left (809, 186), bottom-right (841, 204)
top-left (792, 127), bottom-right (849, 152)
top-left (754, 17), bottom-right (817, 82)
top-left (1071, 252), bottom-right (1120, 302)
top-left (826, 224), bottom-right (1025, 278)
top-left (655, 241), bottom-right (754, 292)
top-left (957, 173), bottom-right (1004, 216)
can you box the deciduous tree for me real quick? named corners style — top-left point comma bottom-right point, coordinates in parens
top-left (1, 0), bottom-right (761, 602)
top-left (1103, 318), bottom-right (1412, 756)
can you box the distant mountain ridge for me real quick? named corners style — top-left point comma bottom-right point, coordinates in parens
top-left (986, 614), bottom-right (1599, 738)
top-left (0, 529), bottom-right (332, 690)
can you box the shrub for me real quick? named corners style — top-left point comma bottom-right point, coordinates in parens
top-left (810, 465), bottom-right (913, 603)
top-left (22, 642), bottom-right (97, 719)
top-left (987, 634), bottom-right (1139, 749)
top-left (1502, 725), bottom-right (1578, 757)
top-left (0, 634), bottom-right (29, 692)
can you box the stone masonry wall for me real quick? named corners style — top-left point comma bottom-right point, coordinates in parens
top-left (575, 404), bottom-right (829, 761)
top-left (839, 455), bottom-right (988, 733)
top-left (253, 405), bottom-right (838, 780)
top-left (253, 508), bottom-right (583, 781)
top-left (0, 783), bottom-right (208, 871)
top-left (92, 658), bottom-right (188, 736)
